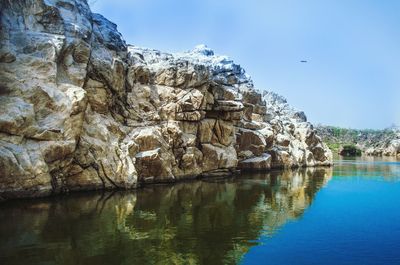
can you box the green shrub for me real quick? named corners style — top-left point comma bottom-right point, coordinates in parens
top-left (340, 144), bottom-right (362, 156)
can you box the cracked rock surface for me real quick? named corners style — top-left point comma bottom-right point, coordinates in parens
top-left (0, 0), bottom-right (332, 199)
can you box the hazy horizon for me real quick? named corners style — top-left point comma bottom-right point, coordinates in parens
top-left (91, 0), bottom-right (400, 130)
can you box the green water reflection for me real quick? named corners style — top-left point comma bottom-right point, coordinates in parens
top-left (0, 168), bottom-right (332, 265)
top-left (334, 156), bottom-right (400, 180)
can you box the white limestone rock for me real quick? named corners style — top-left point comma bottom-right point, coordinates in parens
top-left (0, 0), bottom-right (332, 199)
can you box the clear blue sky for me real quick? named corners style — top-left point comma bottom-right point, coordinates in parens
top-left (91, 0), bottom-right (400, 129)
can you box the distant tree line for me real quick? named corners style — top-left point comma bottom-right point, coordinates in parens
top-left (315, 124), bottom-right (399, 154)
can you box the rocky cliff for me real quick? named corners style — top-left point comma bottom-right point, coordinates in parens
top-left (0, 0), bottom-right (332, 199)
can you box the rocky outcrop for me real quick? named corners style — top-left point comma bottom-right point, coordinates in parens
top-left (316, 125), bottom-right (400, 157)
top-left (0, 0), bottom-right (332, 199)
top-left (365, 138), bottom-right (400, 157)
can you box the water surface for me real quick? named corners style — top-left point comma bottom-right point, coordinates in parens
top-left (0, 157), bottom-right (399, 265)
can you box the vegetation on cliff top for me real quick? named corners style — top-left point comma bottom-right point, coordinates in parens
top-left (339, 145), bottom-right (362, 157)
top-left (316, 125), bottom-right (399, 155)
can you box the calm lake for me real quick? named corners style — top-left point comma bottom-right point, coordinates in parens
top-left (1, 157), bottom-right (400, 265)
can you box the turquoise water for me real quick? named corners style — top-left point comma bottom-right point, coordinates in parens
top-left (242, 157), bottom-right (400, 265)
top-left (0, 157), bottom-right (399, 264)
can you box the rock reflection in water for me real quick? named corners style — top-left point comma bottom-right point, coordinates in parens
top-left (334, 156), bottom-right (400, 180)
top-left (0, 167), bottom-right (332, 265)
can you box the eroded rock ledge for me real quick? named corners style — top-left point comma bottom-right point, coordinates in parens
top-left (0, 0), bottom-right (332, 199)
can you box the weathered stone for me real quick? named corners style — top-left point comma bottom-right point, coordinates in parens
top-left (211, 85), bottom-right (239, 101)
top-left (176, 89), bottom-right (204, 112)
top-left (135, 148), bottom-right (174, 183)
top-left (243, 103), bottom-right (254, 121)
top-left (0, 0), bottom-right (332, 199)
top-left (198, 119), bottom-right (216, 143)
top-left (66, 167), bottom-right (104, 191)
top-left (238, 153), bottom-right (271, 170)
top-left (212, 120), bottom-right (234, 146)
top-left (40, 140), bottom-right (76, 163)
top-left (0, 97), bottom-right (36, 135)
top-left (201, 144), bottom-right (237, 172)
top-left (236, 129), bottom-right (266, 156)
top-left (214, 100), bottom-right (244, 112)
top-left (276, 134), bottom-right (291, 147)
top-left (73, 41), bottom-right (91, 63)
top-left (127, 65), bottom-right (151, 85)
top-left (0, 51), bottom-right (16, 63)
top-left (176, 111), bottom-right (205, 121)
top-left (269, 149), bottom-right (293, 168)
top-left (175, 146), bottom-right (203, 178)
top-left (85, 79), bottom-right (109, 114)
top-left (206, 110), bottom-right (243, 121)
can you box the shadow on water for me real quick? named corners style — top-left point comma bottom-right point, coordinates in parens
top-left (0, 167), bottom-right (332, 265)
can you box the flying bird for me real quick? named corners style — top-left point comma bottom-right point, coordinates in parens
top-left (300, 60), bottom-right (308, 63)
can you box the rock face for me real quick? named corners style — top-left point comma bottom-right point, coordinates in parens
top-left (365, 138), bottom-right (400, 157)
top-left (0, 0), bottom-right (332, 199)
